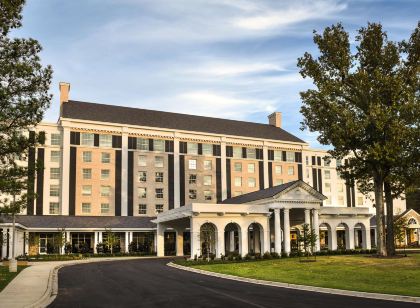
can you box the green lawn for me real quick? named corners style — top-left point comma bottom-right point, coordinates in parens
top-left (190, 255), bottom-right (420, 297)
top-left (0, 266), bottom-right (28, 292)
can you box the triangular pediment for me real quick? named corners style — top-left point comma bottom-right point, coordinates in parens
top-left (272, 181), bottom-right (327, 202)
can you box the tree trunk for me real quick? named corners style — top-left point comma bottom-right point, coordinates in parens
top-left (373, 175), bottom-right (387, 256)
top-left (384, 181), bottom-right (395, 256)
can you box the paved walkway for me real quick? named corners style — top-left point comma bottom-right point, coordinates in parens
top-left (0, 257), bottom-right (155, 308)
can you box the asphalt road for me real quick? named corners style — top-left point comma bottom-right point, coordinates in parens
top-left (49, 258), bottom-right (417, 308)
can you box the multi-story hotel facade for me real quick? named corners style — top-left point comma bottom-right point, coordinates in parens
top-left (1, 82), bottom-right (418, 259)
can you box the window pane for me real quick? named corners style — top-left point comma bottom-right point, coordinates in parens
top-left (101, 186), bottom-right (111, 196)
top-left (155, 188), bottom-right (164, 199)
top-left (99, 134), bottom-right (112, 147)
top-left (188, 159), bottom-right (197, 170)
top-left (155, 204), bottom-right (164, 213)
top-left (153, 139), bottom-right (165, 152)
top-left (202, 144), bottom-right (213, 156)
top-left (138, 171), bottom-right (147, 182)
top-left (50, 133), bottom-right (61, 146)
top-left (81, 133), bottom-right (94, 146)
top-left (155, 156), bottom-right (164, 168)
top-left (187, 142), bottom-right (198, 155)
top-left (137, 138), bottom-right (149, 151)
top-left (138, 155), bottom-right (147, 166)
top-left (203, 175), bottom-right (212, 186)
top-left (49, 202), bottom-right (59, 214)
top-left (138, 188), bottom-right (147, 198)
top-left (286, 152), bottom-right (295, 162)
top-left (101, 203), bottom-right (110, 214)
top-left (189, 174), bottom-right (197, 184)
top-left (234, 177), bottom-right (242, 187)
top-left (248, 178), bottom-right (256, 188)
top-left (101, 152), bottom-right (111, 163)
top-left (82, 203), bottom-right (91, 213)
top-left (50, 185), bottom-right (60, 197)
top-left (82, 185), bottom-right (92, 196)
top-left (138, 204), bottom-right (147, 215)
top-left (324, 170), bottom-right (330, 179)
top-left (247, 163), bottom-right (255, 173)
top-left (233, 147), bottom-right (242, 158)
top-left (189, 189), bottom-right (197, 199)
top-left (275, 165), bottom-right (282, 174)
top-left (234, 162), bottom-right (242, 172)
top-left (50, 168), bottom-right (60, 179)
top-left (155, 172), bottom-right (164, 182)
top-left (287, 166), bottom-right (294, 175)
top-left (325, 183), bottom-right (331, 192)
top-left (83, 151), bottom-right (92, 162)
top-left (204, 160), bottom-right (212, 170)
top-left (82, 168), bottom-right (92, 179)
top-left (274, 150), bottom-right (282, 161)
top-left (50, 151), bottom-right (60, 162)
top-left (246, 148), bottom-right (256, 159)
top-left (101, 169), bottom-right (110, 179)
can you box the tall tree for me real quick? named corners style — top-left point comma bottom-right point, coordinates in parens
top-left (0, 0), bottom-right (52, 270)
top-left (297, 22), bottom-right (419, 256)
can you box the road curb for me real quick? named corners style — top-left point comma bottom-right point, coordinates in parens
top-left (167, 262), bottom-right (420, 304)
top-left (25, 256), bottom-right (169, 308)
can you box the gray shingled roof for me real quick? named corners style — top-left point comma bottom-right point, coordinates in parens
top-left (62, 100), bottom-right (305, 143)
top-left (0, 215), bottom-right (156, 229)
top-left (221, 180), bottom-right (300, 204)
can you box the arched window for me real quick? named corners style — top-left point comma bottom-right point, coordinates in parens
top-left (408, 218), bottom-right (417, 225)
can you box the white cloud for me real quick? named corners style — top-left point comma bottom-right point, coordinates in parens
top-left (186, 61), bottom-right (287, 77)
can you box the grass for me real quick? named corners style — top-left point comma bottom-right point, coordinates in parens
top-left (189, 254), bottom-right (420, 297)
top-left (0, 265), bottom-right (28, 292)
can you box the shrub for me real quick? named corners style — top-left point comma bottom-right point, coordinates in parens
top-left (270, 252), bottom-right (280, 259)
top-left (263, 251), bottom-right (272, 259)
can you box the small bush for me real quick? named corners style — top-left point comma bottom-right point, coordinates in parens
top-left (263, 251), bottom-right (272, 259)
top-left (270, 252), bottom-right (280, 259)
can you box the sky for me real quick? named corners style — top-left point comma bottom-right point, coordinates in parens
top-left (13, 0), bottom-right (419, 148)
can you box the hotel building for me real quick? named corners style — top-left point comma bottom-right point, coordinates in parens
top-left (1, 82), bottom-right (418, 259)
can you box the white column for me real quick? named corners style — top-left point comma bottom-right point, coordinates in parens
top-left (331, 225), bottom-right (337, 250)
top-left (24, 232), bottom-right (29, 256)
top-left (66, 231), bottom-right (71, 244)
top-left (241, 228), bottom-right (248, 257)
top-left (217, 230), bottom-right (225, 258)
top-left (348, 227), bottom-right (355, 249)
top-left (264, 216), bottom-right (271, 253)
top-left (60, 126), bottom-right (70, 215)
top-left (176, 229), bottom-right (184, 256)
top-left (173, 137), bottom-right (180, 208)
top-left (283, 208), bottom-right (291, 255)
top-left (229, 231), bottom-right (235, 252)
top-left (121, 130), bottom-right (128, 216)
top-left (190, 219), bottom-right (200, 258)
top-left (274, 209), bottom-right (281, 254)
top-left (98, 231), bottom-right (103, 243)
top-left (254, 227), bottom-right (261, 254)
top-left (94, 232), bottom-right (98, 254)
top-left (157, 224), bottom-right (165, 257)
top-left (263, 145), bottom-right (269, 188)
top-left (312, 209), bottom-right (320, 251)
top-left (125, 231), bottom-right (129, 253)
top-left (304, 209), bottom-right (311, 226)
top-left (221, 139), bottom-right (227, 200)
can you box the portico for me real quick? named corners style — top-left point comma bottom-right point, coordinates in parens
top-left (153, 180), bottom-right (373, 258)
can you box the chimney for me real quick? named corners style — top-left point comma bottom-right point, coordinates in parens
top-left (268, 112), bottom-right (282, 128)
top-left (59, 82), bottom-right (71, 105)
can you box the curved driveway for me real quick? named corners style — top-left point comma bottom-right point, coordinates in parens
top-left (49, 258), bottom-right (417, 308)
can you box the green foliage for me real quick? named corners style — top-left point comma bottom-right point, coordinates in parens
top-left (394, 214), bottom-right (409, 247)
top-left (297, 22), bottom-right (420, 256)
top-left (0, 0), bottom-right (53, 214)
top-left (297, 223), bottom-right (318, 258)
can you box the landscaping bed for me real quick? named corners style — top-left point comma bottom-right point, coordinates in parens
top-left (179, 254), bottom-right (420, 297)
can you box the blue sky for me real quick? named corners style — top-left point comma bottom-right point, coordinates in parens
top-left (14, 0), bottom-right (419, 147)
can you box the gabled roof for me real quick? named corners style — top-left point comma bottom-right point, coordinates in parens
top-left (220, 180), bottom-right (326, 204)
top-left (0, 215), bottom-right (156, 229)
top-left (61, 100), bottom-right (305, 143)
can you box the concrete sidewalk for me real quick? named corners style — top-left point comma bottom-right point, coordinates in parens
top-left (0, 257), bottom-right (160, 308)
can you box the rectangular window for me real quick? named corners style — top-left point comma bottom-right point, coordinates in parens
top-left (50, 133), bottom-right (61, 146)
top-left (275, 165), bottom-right (282, 174)
top-left (82, 185), bottom-right (92, 196)
top-left (306, 156), bottom-right (309, 165)
top-left (246, 148), bottom-right (256, 159)
top-left (189, 189), bottom-right (197, 200)
top-left (187, 142), bottom-right (198, 155)
top-left (101, 169), bottom-right (110, 180)
top-left (233, 147), bottom-right (242, 158)
top-left (138, 187), bottom-right (147, 198)
top-left (82, 168), bottom-right (92, 179)
top-left (138, 171), bottom-right (147, 182)
top-left (338, 195), bottom-right (344, 205)
top-left (155, 188), bottom-right (164, 199)
top-left (234, 162), bottom-right (242, 172)
top-left (274, 150), bottom-right (282, 161)
top-left (81, 133), bottom-right (94, 146)
top-left (83, 151), bottom-right (92, 163)
top-left (287, 166), bottom-right (294, 175)
top-left (138, 204), bottom-right (147, 215)
top-left (189, 174), bottom-right (197, 184)
top-left (204, 160), bottom-right (212, 170)
top-left (248, 177), bottom-right (256, 188)
top-left (324, 170), bottom-right (331, 179)
top-left (275, 179), bottom-right (284, 186)
top-left (203, 175), bottom-right (212, 186)
top-left (248, 163), bottom-right (255, 173)
top-left (50, 185), bottom-right (60, 197)
top-left (204, 190), bottom-right (212, 201)
top-left (50, 150), bottom-right (60, 162)
top-left (50, 168), bottom-right (60, 179)
top-left (233, 191), bottom-right (242, 197)
top-left (49, 202), bottom-right (59, 214)
top-left (138, 155), bottom-right (147, 167)
top-left (155, 172), bottom-right (164, 183)
top-left (325, 183), bottom-right (331, 192)
top-left (155, 204), bottom-right (164, 213)
top-left (101, 203), bottom-right (110, 214)
top-left (337, 184), bottom-right (344, 192)
top-left (202, 144), bottom-right (213, 156)
top-left (234, 177), bottom-right (242, 187)
top-left (99, 134), bottom-right (112, 147)
top-left (100, 186), bottom-right (110, 197)
top-left (153, 139), bottom-right (165, 152)
top-left (286, 151), bottom-right (295, 162)
top-left (82, 203), bottom-right (91, 214)
top-left (137, 138), bottom-right (149, 151)
top-left (357, 196), bottom-right (364, 206)
top-left (101, 152), bottom-right (111, 163)
top-left (188, 159), bottom-right (197, 170)
top-left (155, 156), bottom-right (164, 168)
